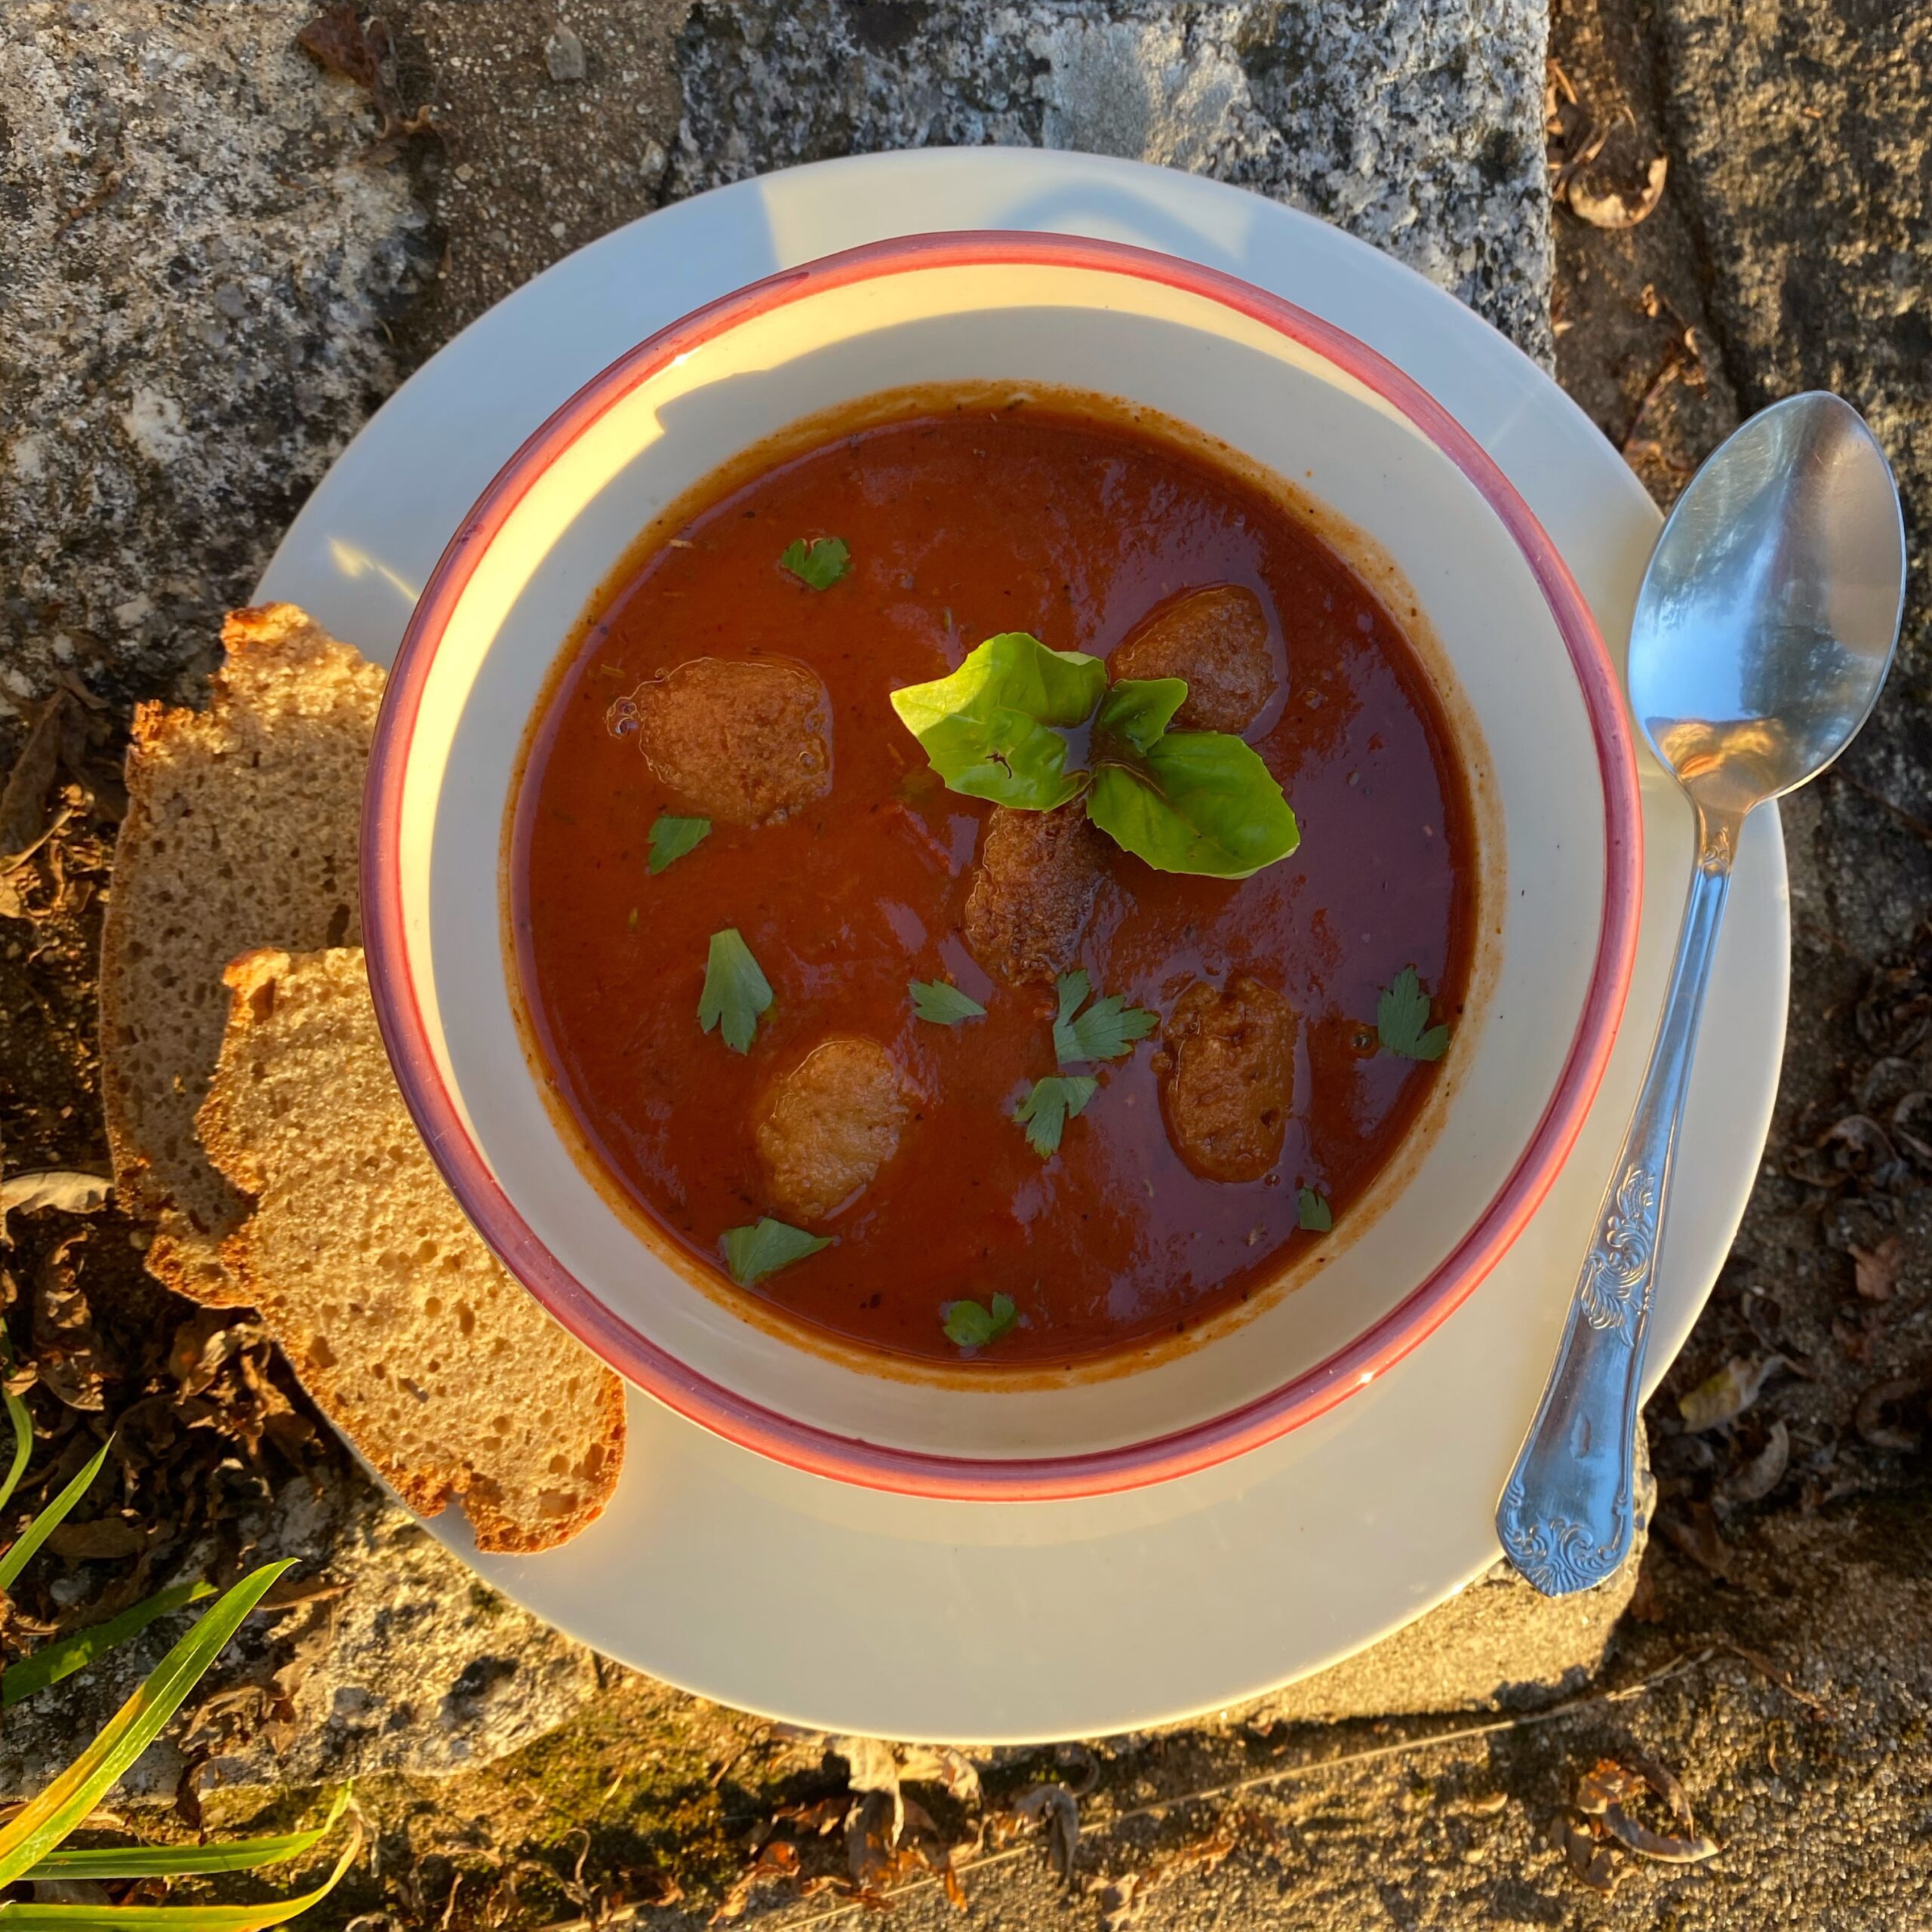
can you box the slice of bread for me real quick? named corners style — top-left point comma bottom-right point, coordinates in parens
top-left (100, 603), bottom-right (384, 1303)
top-left (198, 947), bottom-right (626, 1553)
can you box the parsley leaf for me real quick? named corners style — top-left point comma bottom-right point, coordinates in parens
top-left (943, 1292), bottom-right (1018, 1348)
top-left (722, 1217), bottom-right (830, 1286)
top-left (648, 814), bottom-right (711, 875)
top-left (1376, 966), bottom-right (1451, 1062)
top-left (889, 632), bottom-right (1107, 811)
top-left (1053, 970), bottom-right (1158, 1066)
top-left (778, 536), bottom-right (851, 589)
top-left (910, 978), bottom-right (986, 1026)
top-left (1297, 1188), bottom-right (1334, 1232)
top-left (698, 928), bottom-right (773, 1054)
top-left (1014, 1074), bottom-right (1099, 1157)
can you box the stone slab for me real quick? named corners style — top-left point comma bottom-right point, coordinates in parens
top-left (0, 2), bottom-right (437, 704)
top-left (674, 0), bottom-right (1553, 361)
top-left (0, 1471), bottom-right (601, 1802)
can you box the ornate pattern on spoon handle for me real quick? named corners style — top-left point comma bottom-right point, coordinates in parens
top-left (1497, 804), bottom-right (1740, 1597)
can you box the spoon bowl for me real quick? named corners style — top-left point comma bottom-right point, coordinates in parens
top-left (1630, 392), bottom-right (1906, 816)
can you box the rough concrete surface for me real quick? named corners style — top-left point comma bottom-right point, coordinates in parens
top-left (2, 0), bottom-right (1930, 1924)
top-left (1239, 1555), bottom-right (1638, 1727)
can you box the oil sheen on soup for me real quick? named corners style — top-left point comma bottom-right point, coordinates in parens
top-left (512, 392), bottom-right (1475, 1368)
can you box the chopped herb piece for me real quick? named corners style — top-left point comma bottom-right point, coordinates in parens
top-left (1054, 969), bottom-right (1090, 1023)
top-left (722, 1217), bottom-right (830, 1286)
top-left (1052, 970), bottom-right (1158, 1066)
top-left (698, 928), bottom-right (773, 1054)
top-left (1376, 966), bottom-right (1451, 1062)
top-left (910, 978), bottom-right (987, 1026)
top-left (648, 813), bottom-right (711, 875)
top-left (779, 536), bottom-right (851, 589)
top-left (1297, 1188), bottom-right (1333, 1232)
top-left (943, 1292), bottom-right (1018, 1349)
top-left (1014, 1074), bottom-right (1099, 1157)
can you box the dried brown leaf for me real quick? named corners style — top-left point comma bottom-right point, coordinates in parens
top-left (1850, 1237), bottom-right (1903, 1302)
top-left (1014, 1783), bottom-right (1080, 1878)
top-left (1823, 1113), bottom-right (1901, 1178)
top-left (708, 1836), bottom-right (805, 1926)
top-left (47, 1515), bottom-right (148, 1560)
top-left (1678, 1355), bottom-right (1786, 1432)
top-left (773, 1796), bottom-right (848, 1837)
top-left (257, 1573), bottom-right (349, 1613)
top-left (622, 1865), bottom-right (683, 1909)
top-left (1552, 1811), bottom-right (1618, 1892)
top-left (168, 1310), bottom-right (255, 1398)
top-left (1657, 1500), bottom-right (1738, 1579)
top-left (899, 1743), bottom-right (983, 1804)
top-left (1580, 1758), bottom-right (1719, 1864)
top-left (846, 1789), bottom-right (897, 1890)
top-left (1568, 154), bottom-right (1669, 228)
top-left (940, 1845), bottom-right (968, 1912)
top-left (1, 1168), bottom-right (112, 1223)
top-left (835, 1734), bottom-right (905, 1873)
top-left (1855, 1377), bottom-right (1927, 1452)
top-left (296, 2), bottom-right (389, 90)
top-left (1601, 1801), bottom-right (1718, 1863)
top-left (1092, 1871), bottom-right (1145, 1930)
top-left (0, 691), bottom-right (72, 861)
top-left (32, 1234), bottom-right (111, 1411)
top-left (1718, 1419), bottom-right (1789, 1506)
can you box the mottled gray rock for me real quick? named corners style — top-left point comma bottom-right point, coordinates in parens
top-left (673, 0), bottom-right (1553, 358)
top-left (0, 2), bottom-right (435, 705)
top-left (0, 1473), bottom-right (600, 1801)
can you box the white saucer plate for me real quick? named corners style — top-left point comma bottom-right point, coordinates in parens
top-left (260, 149), bottom-right (1788, 1744)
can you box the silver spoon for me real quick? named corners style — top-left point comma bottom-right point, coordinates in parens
top-left (1497, 392), bottom-right (1906, 1596)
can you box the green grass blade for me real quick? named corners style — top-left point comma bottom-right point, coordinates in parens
top-left (0, 1561), bottom-right (292, 1887)
top-left (0, 1436), bottom-right (114, 1594)
top-left (4, 1580), bottom-right (218, 1708)
top-left (23, 1790), bottom-right (349, 1881)
top-left (0, 1382), bottom-right (32, 1516)
top-left (0, 1823), bottom-right (358, 1927)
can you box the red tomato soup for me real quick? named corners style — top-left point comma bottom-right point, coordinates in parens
top-left (511, 391), bottom-right (1475, 1367)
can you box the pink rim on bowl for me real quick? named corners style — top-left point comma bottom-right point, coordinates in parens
top-left (362, 230), bottom-right (1644, 1503)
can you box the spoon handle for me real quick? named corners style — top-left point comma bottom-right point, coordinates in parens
top-left (1496, 801), bottom-right (1742, 1595)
